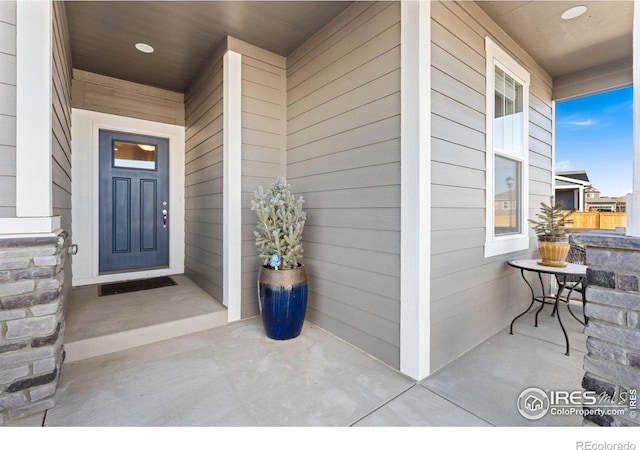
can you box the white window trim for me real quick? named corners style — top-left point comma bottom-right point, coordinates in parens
top-left (484, 37), bottom-right (531, 258)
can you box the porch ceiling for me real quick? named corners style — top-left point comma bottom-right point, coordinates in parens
top-left (65, 1), bottom-right (634, 96)
top-left (477, 1), bottom-right (633, 79)
top-left (65, 1), bottom-right (352, 93)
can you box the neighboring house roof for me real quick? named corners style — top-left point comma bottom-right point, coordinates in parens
top-left (586, 198), bottom-right (618, 204)
top-left (556, 170), bottom-right (590, 183)
top-left (555, 175), bottom-right (592, 188)
top-left (556, 179), bottom-right (585, 188)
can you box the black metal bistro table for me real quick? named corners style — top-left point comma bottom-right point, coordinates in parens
top-left (508, 259), bottom-right (587, 356)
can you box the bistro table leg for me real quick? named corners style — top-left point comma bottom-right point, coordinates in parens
top-left (534, 271), bottom-right (547, 327)
top-left (510, 269), bottom-right (536, 334)
top-left (554, 275), bottom-right (571, 356)
top-left (561, 275), bottom-right (587, 326)
top-left (508, 260), bottom-right (587, 356)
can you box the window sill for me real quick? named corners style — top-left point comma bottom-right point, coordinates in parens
top-left (485, 235), bottom-right (530, 258)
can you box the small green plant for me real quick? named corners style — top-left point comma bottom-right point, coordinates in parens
top-left (528, 202), bottom-right (573, 237)
top-left (251, 177), bottom-right (306, 270)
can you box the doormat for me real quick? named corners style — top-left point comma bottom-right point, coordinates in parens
top-left (99, 276), bottom-right (177, 297)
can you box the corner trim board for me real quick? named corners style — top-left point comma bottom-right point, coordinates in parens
top-left (16, 1), bottom-right (53, 218)
top-left (223, 50), bottom-right (242, 321)
top-left (400, 0), bottom-right (431, 381)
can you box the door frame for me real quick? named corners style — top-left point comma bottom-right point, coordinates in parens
top-left (72, 109), bottom-right (185, 286)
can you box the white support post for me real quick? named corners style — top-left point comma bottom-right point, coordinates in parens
top-left (223, 50), bottom-right (242, 321)
top-left (400, 0), bottom-right (431, 381)
top-left (15, 0), bottom-right (53, 219)
top-left (628, 0), bottom-right (640, 236)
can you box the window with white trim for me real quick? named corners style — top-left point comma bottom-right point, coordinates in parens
top-left (484, 37), bottom-right (530, 258)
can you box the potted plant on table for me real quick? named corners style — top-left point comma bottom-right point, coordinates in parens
top-left (251, 177), bottom-right (308, 340)
top-left (529, 201), bottom-right (574, 267)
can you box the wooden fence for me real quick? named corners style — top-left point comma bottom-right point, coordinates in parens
top-left (567, 212), bottom-right (626, 230)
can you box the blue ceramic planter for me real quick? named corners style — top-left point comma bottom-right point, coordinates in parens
top-left (258, 264), bottom-right (308, 340)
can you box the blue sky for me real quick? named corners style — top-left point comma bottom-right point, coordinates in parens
top-left (555, 86), bottom-right (633, 197)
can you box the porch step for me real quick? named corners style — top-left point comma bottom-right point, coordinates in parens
top-left (64, 274), bottom-right (228, 362)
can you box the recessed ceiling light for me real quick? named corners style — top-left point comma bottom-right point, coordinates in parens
top-left (135, 42), bottom-right (154, 54)
top-left (561, 5), bottom-right (587, 20)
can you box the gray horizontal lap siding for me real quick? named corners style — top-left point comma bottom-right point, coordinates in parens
top-left (52, 1), bottom-right (72, 234)
top-left (52, 1), bottom-right (73, 301)
top-left (240, 53), bottom-right (286, 319)
top-left (71, 70), bottom-right (185, 126)
top-left (430, 1), bottom-right (553, 371)
top-left (184, 54), bottom-right (224, 303)
top-left (0, 1), bottom-right (16, 218)
top-left (286, 1), bottom-right (401, 368)
top-left (0, 2), bottom-right (73, 226)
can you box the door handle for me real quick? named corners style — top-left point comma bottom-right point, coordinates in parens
top-left (162, 209), bottom-right (168, 228)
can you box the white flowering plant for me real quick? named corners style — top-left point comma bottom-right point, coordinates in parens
top-left (251, 177), bottom-right (306, 270)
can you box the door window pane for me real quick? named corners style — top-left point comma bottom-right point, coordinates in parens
top-left (113, 141), bottom-right (156, 170)
top-left (495, 155), bottom-right (521, 235)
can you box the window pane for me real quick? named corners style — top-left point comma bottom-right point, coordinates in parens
top-left (113, 141), bottom-right (156, 170)
top-left (494, 67), bottom-right (524, 156)
top-left (495, 155), bottom-right (520, 235)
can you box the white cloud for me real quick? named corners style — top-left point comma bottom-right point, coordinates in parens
top-left (555, 160), bottom-right (571, 171)
top-left (562, 119), bottom-right (597, 127)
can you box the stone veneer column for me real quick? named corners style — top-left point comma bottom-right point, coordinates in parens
top-left (571, 232), bottom-right (640, 427)
top-left (0, 231), bottom-right (67, 423)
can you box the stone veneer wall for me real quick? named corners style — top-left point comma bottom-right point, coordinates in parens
top-left (0, 231), bottom-right (67, 423)
top-left (571, 232), bottom-right (640, 427)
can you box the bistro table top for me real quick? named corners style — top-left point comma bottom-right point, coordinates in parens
top-left (508, 259), bottom-right (587, 277)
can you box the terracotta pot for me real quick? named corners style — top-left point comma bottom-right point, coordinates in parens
top-left (258, 264), bottom-right (308, 340)
top-left (537, 236), bottom-right (570, 267)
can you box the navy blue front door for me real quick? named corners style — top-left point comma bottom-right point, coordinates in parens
top-left (99, 130), bottom-right (169, 273)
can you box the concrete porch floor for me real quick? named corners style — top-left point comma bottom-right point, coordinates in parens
top-left (4, 279), bottom-right (588, 427)
top-left (63, 275), bottom-right (228, 362)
